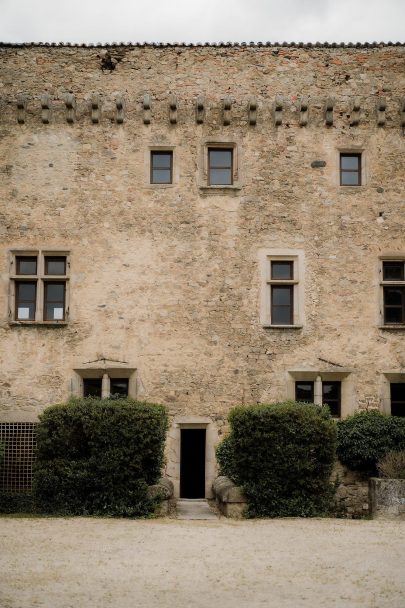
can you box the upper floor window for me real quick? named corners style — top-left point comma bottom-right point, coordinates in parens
top-left (340, 153), bottom-right (361, 186)
top-left (10, 251), bottom-right (69, 323)
top-left (259, 249), bottom-right (304, 328)
top-left (381, 260), bottom-right (405, 325)
top-left (208, 148), bottom-right (233, 185)
top-left (150, 151), bottom-right (173, 184)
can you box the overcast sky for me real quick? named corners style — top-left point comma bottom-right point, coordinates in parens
top-left (0, 0), bottom-right (404, 44)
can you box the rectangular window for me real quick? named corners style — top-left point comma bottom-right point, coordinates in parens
top-left (294, 380), bottom-right (341, 417)
top-left (340, 153), bottom-right (361, 186)
top-left (83, 379), bottom-right (102, 398)
top-left (381, 261), bottom-right (405, 325)
top-left (390, 383), bottom-right (405, 417)
top-left (15, 281), bottom-right (37, 320)
top-left (110, 378), bottom-right (129, 397)
top-left (208, 148), bottom-right (233, 185)
top-left (10, 252), bottom-right (69, 323)
top-left (295, 381), bottom-right (314, 402)
top-left (150, 151), bottom-right (173, 184)
top-left (322, 381), bottom-right (341, 417)
top-left (269, 260), bottom-right (295, 326)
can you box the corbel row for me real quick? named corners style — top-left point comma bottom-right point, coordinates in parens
top-left (10, 94), bottom-right (405, 128)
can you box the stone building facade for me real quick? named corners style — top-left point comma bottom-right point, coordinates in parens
top-left (0, 41), bottom-right (404, 498)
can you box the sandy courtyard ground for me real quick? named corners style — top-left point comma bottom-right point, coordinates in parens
top-left (0, 517), bottom-right (404, 608)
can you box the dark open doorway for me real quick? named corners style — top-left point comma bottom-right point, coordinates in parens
top-left (180, 428), bottom-right (206, 498)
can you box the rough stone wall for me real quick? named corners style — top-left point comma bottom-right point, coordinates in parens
top-left (0, 44), bottom-right (405, 428)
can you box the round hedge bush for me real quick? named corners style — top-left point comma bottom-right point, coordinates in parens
top-left (336, 410), bottom-right (405, 475)
top-left (216, 401), bottom-right (336, 517)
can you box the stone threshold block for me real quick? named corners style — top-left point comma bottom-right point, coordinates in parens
top-left (213, 476), bottom-right (247, 518)
top-left (369, 478), bottom-right (405, 520)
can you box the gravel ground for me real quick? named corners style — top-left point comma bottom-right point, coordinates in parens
top-left (0, 517), bottom-right (404, 608)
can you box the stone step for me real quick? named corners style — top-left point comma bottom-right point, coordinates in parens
top-left (176, 499), bottom-right (218, 520)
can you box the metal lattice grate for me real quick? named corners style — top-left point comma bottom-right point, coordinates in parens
top-left (0, 423), bottom-right (37, 492)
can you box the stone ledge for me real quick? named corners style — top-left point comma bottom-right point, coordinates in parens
top-left (147, 477), bottom-right (175, 516)
top-left (213, 476), bottom-right (247, 518)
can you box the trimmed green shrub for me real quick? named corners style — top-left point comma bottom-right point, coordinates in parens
top-left (33, 397), bottom-right (168, 517)
top-left (336, 411), bottom-right (405, 476)
top-left (0, 492), bottom-right (35, 514)
top-left (217, 401), bottom-right (336, 517)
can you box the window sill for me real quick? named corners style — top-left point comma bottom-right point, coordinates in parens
top-left (199, 184), bottom-right (242, 192)
top-left (339, 185), bottom-right (366, 191)
top-left (144, 183), bottom-right (175, 189)
top-left (262, 324), bottom-right (303, 329)
top-left (379, 324), bottom-right (405, 330)
top-left (9, 321), bottom-right (68, 327)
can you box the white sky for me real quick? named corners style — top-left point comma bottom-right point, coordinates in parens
top-left (0, 0), bottom-right (404, 44)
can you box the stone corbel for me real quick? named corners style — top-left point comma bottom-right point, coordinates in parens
top-left (377, 97), bottom-right (386, 126)
top-left (325, 97), bottom-right (334, 126)
top-left (274, 95), bottom-right (283, 126)
top-left (169, 94), bottom-right (177, 124)
top-left (223, 96), bottom-right (231, 126)
top-left (40, 94), bottom-right (51, 124)
top-left (115, 95), bottom-right (125, 124)
top-left (248, 97), bottom-right (257, 126)
top-left (91, 94), bottom-right (101, 124)
top-left (350, 97), bottom-right (361, 126)
top-left (16, 94), bottom-right (27, 124)
top-left (299, 96), bottom-right (309, 126)
top-left (143, 94), bottom-right (151, 124)
top-left (195, 96), bottom-right (205, 124)
top-left (64, 93), bottom-right (76, 124)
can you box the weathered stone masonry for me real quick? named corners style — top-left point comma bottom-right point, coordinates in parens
top-left (0, 42), bottom-right (405, 497)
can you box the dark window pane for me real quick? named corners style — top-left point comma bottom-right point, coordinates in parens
top-left (45, 303), bottom-right (65, 320)
top-left (209, 169), bottom-right (232, 185)
top-left (45, 257), bottom-right (66, 275)
top-left (391, 383), bottom-right (405, 417)
top-left (152, 169), bottom-right (171, 184)
top-left (341, 171), bottom-right (360, 186)
top-left (272, 286), bottom-right (292, 306)
top-left (83, 379), bottom-right (102, 398)
top-left (341, 155), bottom-right (360, 170)
top-left (383, 262), bottom-right (404, 281)
top-left (17, 283), bottom-right (36, 300)
top-left (384, 288), bottom-right (403, 306)
top-left (385, 308), bottom-right (404, 324)
top-left (271, 261), bottom-right (293, 280)
top-left (296, 382), bottom-right (314, 402)
top-left (322, 382), bottom-right (341, 417)
top-left (45, 283), bottom-right (65, 301)
top-left (209, 149), bottom-right (232, 168)
top-left (272, 306), bottom-right (292, 325)
top-left (152, 152), bottom-right (172, 169)
top-left (16, 257), bottom-right (37, 275)
top-left (110, 378), bottom-right (129, 397)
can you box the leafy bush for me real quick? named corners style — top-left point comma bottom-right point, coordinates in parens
top-left (0, 492), bottom-right (35, 514)
top-left (377, 451), bottom-right (405, 479)
top-left (217, 401), bottom-right (336, 517)
top-left (336, 411), bottom-right (405, 475)
top-left (33, 397), bottom-right (168, 517)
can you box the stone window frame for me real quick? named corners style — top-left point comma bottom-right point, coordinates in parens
top-left (378, 256), bottom-right (405, 329)
top-left (198, 137), bottom-right (242, 191)
top-left (145, 145), bottom-right (178, 188)
top-left (8, 249), bottom-right (70, 326)
top-left (258, 248), bottom-right (304, 328)
top-left (380, 372), bottom-right (405, 416)
top-left (337, 146), bottom-right (366, 188)
top-left (287, 369), bottom-right (356, 418)
top-left (73, 368), bottom-right (137, 399)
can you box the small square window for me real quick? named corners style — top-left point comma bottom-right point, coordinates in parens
top-left (83, 378), bottom-right (102, 398)
top-left (208, 148), bottom-right (233, 185)
top-left (45, 256), bottom-right (66, 275)
top-left (340, 153), bottom-right (361, 186)
top-left (295, 381), bottom-right (314, 402)
top-left (151, 151), bottom-right (173, 184)
top-left (110, 378), bottom-right (129, 397)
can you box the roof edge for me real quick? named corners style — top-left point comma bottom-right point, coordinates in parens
top-left (0, 41), bottom-right (404, 49)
